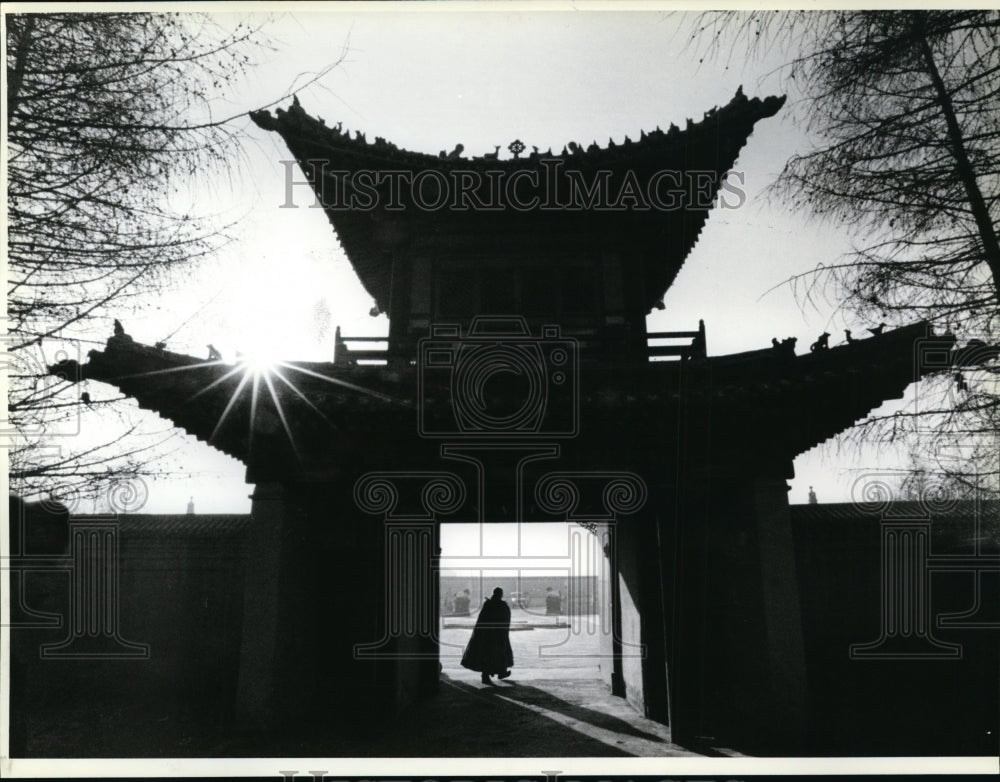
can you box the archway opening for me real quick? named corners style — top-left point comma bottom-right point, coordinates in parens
top-left (438, 521), bottom-right (615, 685)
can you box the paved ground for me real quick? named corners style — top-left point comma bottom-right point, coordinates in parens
top-left (17, 613), bottom-right (739, 757)
top-left (441, 610), bottom-right (611, 681)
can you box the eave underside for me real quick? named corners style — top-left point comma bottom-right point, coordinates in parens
top-left (49, 324), bottom-right (958, 480)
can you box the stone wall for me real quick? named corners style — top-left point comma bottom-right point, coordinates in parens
top-left (788, 501), bottom-right (999, 755)
top-left (440, 574), bottom-right (599, 615)
top-left (8, 500), bottom-right (249, 756)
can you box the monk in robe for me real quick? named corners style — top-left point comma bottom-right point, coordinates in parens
top-left (461, 587), bottom-right (514, 684)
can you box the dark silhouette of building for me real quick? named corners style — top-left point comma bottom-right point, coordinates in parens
top-left (44, 90), bottom-right (977, 752)
top-left (10, 497), bottom-right (996, 756)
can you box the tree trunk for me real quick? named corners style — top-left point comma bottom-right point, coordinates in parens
top-left (6, 14), bottom-right (35, 123)
top-left (917, 22), bottom-right (1000, 302)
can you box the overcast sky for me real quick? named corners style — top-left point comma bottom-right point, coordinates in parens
top-left (43, 6), bottom-right (923, 518)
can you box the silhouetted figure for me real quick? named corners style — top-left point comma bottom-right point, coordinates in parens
top-left (207, 344), bottom-right (222, 361)
top-left (453, 588), bottom-right (471, 616)
top-left (773, 337), bottom-right (797, 357)
top-left (461, 587), bottom-right (513, 684)
top-left (868, 322), bottom-right (886, 336)
top-left (808, 486), bottom-right (817, 505)
top-left (483, 145), bottom-right (501, 161)
top-left (845, 329), bottom-right (855, 344)
top-left (810, 332), bottom-right (830, 352)
top-left (113, 319), bottom-right (124, 336)
top-left (545, 586), bottom-right (562, 616)
top-left (955, 372), bottom-right (969, 393)
top-left (80, 391), bottom-right (92, 406)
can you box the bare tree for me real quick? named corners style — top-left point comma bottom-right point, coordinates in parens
top-left (696, 10), bottom-right (1000, 493)
top-left (5, 12), bottom-right (269, 505)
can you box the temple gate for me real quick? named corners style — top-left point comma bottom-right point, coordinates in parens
top-left (51, 89), bottom-right (960, 751)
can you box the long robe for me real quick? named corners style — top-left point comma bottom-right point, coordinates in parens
top-left (460, 597), bottom-right (514, 674)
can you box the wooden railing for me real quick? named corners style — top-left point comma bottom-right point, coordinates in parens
top-left (646, 319), bottom-right (706, 361)
top-left (333, 320), bottom-right (707, 367)
top-left (333, 327), bottom-right (390, 367)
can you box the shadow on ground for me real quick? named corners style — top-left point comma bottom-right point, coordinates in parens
top-left (15, 673), bottom-right (711, 758)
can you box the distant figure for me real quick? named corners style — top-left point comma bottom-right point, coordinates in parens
top-left (461, 587), bottom-right (513, 685)
top-left (810, 332), bottom-right (831, 352)
top-left (80, 391), bottom-right (92, 406)
top-left (207, 344), bottom-right (222, 361)
top-left (113, 319), bottom-right (124, 336)
top-left (845, 329), bottom-right (855, 344)
top-left (186, 496), bottom-right (195, 515)
top-left (808, 486), bottom-right (817, 505)
top-left (453, 588), bottom-right (471, 616)
top-left (868, 322), bottom-right (887, 336)
top-left (545, 586), bottom-right (562, 616)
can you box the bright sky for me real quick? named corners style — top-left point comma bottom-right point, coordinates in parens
top-left (31, 5), bottom-right (925, 515)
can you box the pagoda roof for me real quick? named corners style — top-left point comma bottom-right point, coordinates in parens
top-left (250, 89), bottom-right (786, 315)
top-left (50, 323), bottom-right (963, 480)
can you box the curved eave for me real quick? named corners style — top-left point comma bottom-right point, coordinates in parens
top-left (702, 322), bottom-right (957, 457)
top-left (251, 90), bottom-right (786, 314)
top-left (47, 336), bottom-right (409, 469)
top-left (46, 324), bottom-right (969, 474)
